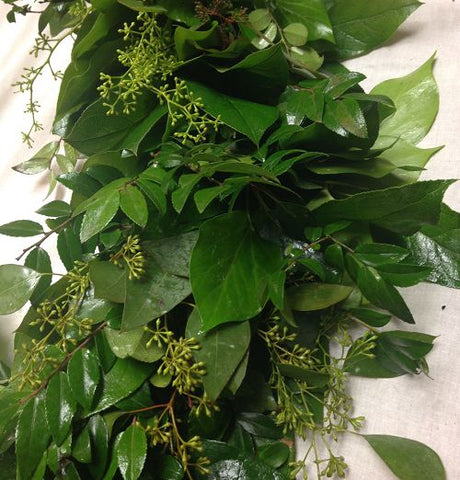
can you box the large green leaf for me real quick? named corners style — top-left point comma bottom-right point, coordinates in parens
top-left (0, 265), bottom-right (41, 315)
top-left (186, 309), bottom-right (251, 401)
top-left (92, 358), bottom-right (154, 413)
top-left (121, 232), bottom-right (197, 330)
top-left (90, 261), bottom-right (126, 303)
top-left (372, 55), bottom-right (438, 144)
top-left (0, 220), bottom-right (43, 237)
top-left (186, 81), bottom-right (279, 145)
top-left (286, 283), bottom-right (353, 311)
top-left (329, 0), bottom-right (421, 59)
top-left (45, 372), bottom-right (77, 446)
top-left (67, 349), bottom-right (101, 410)
top-left (16, 395), bottom-right (50, 480)
top-left (364, 435), bottom-right (445, 480)
top-left (275, 0), bottom-right (334, 42)
top-left (116, 424), bottom-right (147, 480)
top-left (311, 180), bottom-right (455, 235)
top-left (190, 211), bottom-right (283, 331)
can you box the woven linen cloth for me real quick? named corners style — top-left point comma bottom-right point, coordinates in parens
top-left (0, 1), bottom-right (458, 478)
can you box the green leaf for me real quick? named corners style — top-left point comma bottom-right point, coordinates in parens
top-left (275, 0), bottom-right (334, 43)
top-left (248, 8), bottom-right (271, 31)
top-left (186, 81), bottom-right (279, 145)
top-left (45, 372), bottom-right (76, 446)
top-left (323, 97), bottom-right (368, 138)
top-left (67, 348), bottom-right (101, 409)
top-left (36, 200), bottom-right (72, 217)
top-left (121, 232), bottom-right (197, 330)
top-left (286, 283), bottom-right (353, 311)
top-left (357, 264), bottom-right (414, 323)
top-left (57, 228), bottom-right (83, 271)
top-left (90, 261), bottom-right (126, 303)
top-left (186, 309), bottom-right (251, 401)
top-left (0, 265), bottom-right (41, 315)
top-left (0, 220), bottom-right (43, 237)
top-left (137, 179), bottom-right (167, 215)
top-left (73, 425), bottom-right (92, 463)
top-left (283, 23), bottom-right (308, 46)
top-left (117, 0), bottom-right (165, 12)
top-left (364, 435), bottom-right (445, 480)
top-left (174, 22), bottom-right (220, 60)
top-left (58, 172), bottom-right (102, 198)
top-left (80, 188), bottom-right (120, 242)
top-left (355, 243), bottom-right (409, 267)
top-left (116, 424), bottom-right (147, 480)
top-left (237, 412), bottom-right (283, 440)
top-left (153, 455), bottom-right (184, 480)
top-left (258, 441), bottom-right (290, 469)
top-left (16, 395), bottom-right (50, 480)
top-left (348, 307), bottom-right (391, 327)
top-left (105, 327), bottom-right (144, 359)
top-left (92, 358), bottom-right (154, 414)
top-left (190, 211), bottom-right (283, 331)
top-left (372, 55), bottom-right (438, 144)
top-left (87, 414), bottom-right (109, 479)
top-left (25, 247), bottom-right (52, 305)
top-left (277, 364), bottom-right (330, 387)
top-left (119, 186), bottom-right (148, 227)
top-left (12, 141), bottom-right (58, 175)
top-left (311, 180), bottom-right (455, 235)
top-left (329, 0), bottom-right (421, 59)
top-left (376, 264), bottom-right (432, 287)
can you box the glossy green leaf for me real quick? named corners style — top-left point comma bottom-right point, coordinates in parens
top-left (73, 424), bottom-right (92, 463)
top-left (248, 9), bottom-right (271, 31)
top-left (237, 412), bottom-right (283, 440)
top-left (372, 55), bottom-right (438, 144)
top-left (312, 180), bottom-right (454, 235)
top-left (289, 46), bottom-right (324, 71)
top-left (45, 372), bottom-right (76, 446)
top-left (137, 179), bottom-right (167, 215)
top-left (258, 441), bottom-right (290, 469)
top-left (190, 211), bottom-right (283, 331)
top-left (186, 81), bottom-right (279, 145)
top-left (80, 188), bottom-right (120, 242)
top-left (153, 454), bottom-right (184, 480)
top-left (12, 141), bottom-right (58, 175)
top-left (275, 0), bottom-right (334, 42)
top-left (104, 327), bottom-right (144, 359)
top-left (57, 227), bottom-right (83, 271)
top-left (323, 97), bottom-right (368, 138)
top-left (0, 265), bottom-right (41, 315)
top-left (376, 263), bottom-right (432, 287)
top-left (58, 172), bottom-right (102, 198)
top-left (329, 0), bottom-right (421, 59)
top-left (92, 358), bottom-right (154, 413)
top-left (186, 309), bottom-right (251, 401)
top-left (277, 364), bottom-right (330, 387)
top-left (355, 243), bottom-right (409, 266)
top-left (88, 414), bottom-right (109, 479)
top-left (0, 220), bottom-right (43, 237)
top-left (118, 0), bottom-right (165, 12)
top-left (116, 424), bottom-right (147, 480)
top-left (348, 307), bottom-right (391, 327)
top-left (119, 186), bottom-right (148, 227)
top-left (67, 348), bottom-right (101, 409)
top-left (121, 232), bottom-right (197, 330)
top-left (25, 247), bottom-right (52, 305)
top-left (90, 261), bottom-right (126, 303)
top-left (174, 22), bottom-right (220, 60)
top-left (16, 395), bottom-right (50, 480)
top-left (286, 283), bottom-right (353, 311)
top-left (283, 23), bottom-right (308, 46)
top-left (357, 264), bottom-right (414, 323)
top-left (280, 83), bottom-right (326, 125)
top-left (364, 435), bottom-right (445, 480)
top-left (36, 200), bottom-right (72, 217)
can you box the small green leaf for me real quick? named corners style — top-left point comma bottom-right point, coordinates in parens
top-left (120, 186), bottom-right (148, 227)
top-left (80, 188), bottom-right (120, 242)
top-left (283, 23), bottom-right (308, 46)
top-left (45, 372), bottom-right (76, 446)
top-left (16, 395), bottom-right (50, 480)
top-left (237, 412), bottom-right (283, 440)
top-left (116, 424), bottom-right (147, 480)
top-left (258, 441), bottom-right (290, 469)
top-left (289, 46), bottom-right (324, 71)
top-left (364, 434), bottom-right (445, 480)
top-left (0, 265), bottom-right (41, 315)
top-left (0, 220), bottom-right (43, 237)
top-left (67, 349), bottom-right (101, 409)
top-left (286, 283), bottom-right (353, 311)
top-left (57, 228), bottom-right (83, 271)
top-left (348, 308), bottom-right (391, 327)
top-left (248, 8), bottom-right (271, 31)
top-left (12, 141), bottom-right (58, 175)
top-left (36, 200), bottom-right (72, 217)
top-left (25, 247), bottom-right (52, 305)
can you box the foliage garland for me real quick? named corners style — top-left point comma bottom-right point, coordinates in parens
top-left (0, 1), bottom-right (458, 479)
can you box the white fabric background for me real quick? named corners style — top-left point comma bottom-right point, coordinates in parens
top-left (0, 2), bottom-right (458, 479)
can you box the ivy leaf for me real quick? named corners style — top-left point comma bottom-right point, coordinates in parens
top-left (372, 55), bottom-right (438, 144)
top-left (364, 435), bottom-right (445, 480)
top-left (116, 424), bottom-right (147, 480)
top-left (12, 141), bottom-right (58, 175)
top-left (0, 220), bottom-right (43, 237)
top-left (186, 309), bottom-right (251, 401)
top-left (45, 372), bottom-right (76, 446)
top-left (0, 265), bottom-right (41, 315)
top-left (275, 0), bottom-right (334, 43)
top-left (67, 349), bottom-right (101, 410)
top-left (329, 0), bottom-right (421, 59)
top-left (25, 247), bottom-right (52, 305)
top-left (186, 81), bottom-right (279, 145)
top-left (80, 188), bottom-right (120, 242)
top-left (190, 211), bottom-right (283, 331)
top-left (16, 394), bottom-right (50, 480)
top-left (286, 283), bottom-right (353, 311)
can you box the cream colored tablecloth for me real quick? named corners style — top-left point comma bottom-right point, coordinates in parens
top-left (0, 2), bottom-right (459, 478)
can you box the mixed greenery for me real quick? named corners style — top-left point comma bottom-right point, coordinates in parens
top-left (0, 0), bottom-right (458, 479)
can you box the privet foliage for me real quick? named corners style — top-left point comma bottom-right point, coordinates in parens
top-left (0, 0), bottom-right (457, 479)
